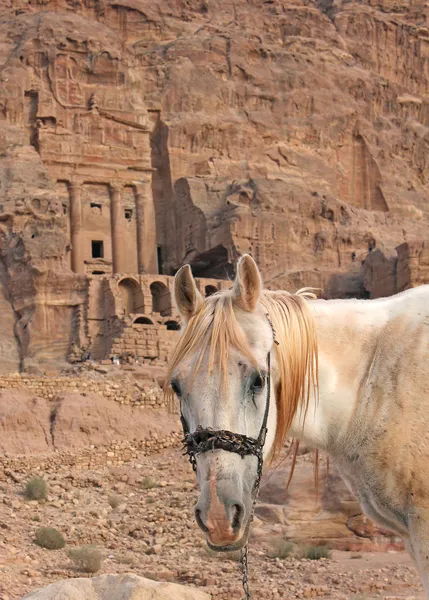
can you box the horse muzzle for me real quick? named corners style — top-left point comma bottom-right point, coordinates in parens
top-left (205, 519), bottom-right (251, 552)
top-left (194, 475), bottom-right (252, 551)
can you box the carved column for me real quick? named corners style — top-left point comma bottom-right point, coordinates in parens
top-left (110, 184), bottom-right (125, 274)
top-left (69, 181), bottom-right (85, 274)
top-left (135, 177), bottom-right (158, 274)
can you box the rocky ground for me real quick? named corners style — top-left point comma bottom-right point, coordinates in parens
top-left (0, 447), bottom-right (423, 600)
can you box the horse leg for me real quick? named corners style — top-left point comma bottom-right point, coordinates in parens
top-left (407, 507), bottom-right (429, 596)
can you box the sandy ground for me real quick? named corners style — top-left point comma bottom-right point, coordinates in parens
top-left (0, 448), bottom-right (424, 600)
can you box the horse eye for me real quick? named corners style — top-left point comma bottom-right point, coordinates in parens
top-left (171, 380), bottom-right (182, 397)
top-left (251, 373), bottom-right (264, 392)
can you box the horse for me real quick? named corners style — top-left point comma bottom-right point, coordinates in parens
top-left (166, 254), bottom-right (429, 595)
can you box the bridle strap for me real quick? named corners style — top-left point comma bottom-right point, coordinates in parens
top-left (257, 350), bottom-right (271, 447)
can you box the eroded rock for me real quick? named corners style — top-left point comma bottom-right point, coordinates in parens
top-left (22, 573), bottom-right (210, 600)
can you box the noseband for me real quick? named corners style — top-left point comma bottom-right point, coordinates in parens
top-left (180, 342), bottom-right (275, 600)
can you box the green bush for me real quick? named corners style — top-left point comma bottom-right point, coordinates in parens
top-left (34, 527), bottom-right (65, 550)
top-left (267, 539), bottom-right (294, 559)
top-left (25, 477), bottom-right (48, 501)
top-left (67, 545), bottom-right (103, 573)
top-left (108, 493), bottom-right (121, 509)
top-left (298, 545), bottom-right (331, 560)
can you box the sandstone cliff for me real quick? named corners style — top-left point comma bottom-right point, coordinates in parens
top-left (1, 0), bottom-right (429, 367)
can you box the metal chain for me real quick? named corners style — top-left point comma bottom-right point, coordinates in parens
top-left (241, 542), bottom-right (250, 599)
top-left (239, 445), bottom-right (265, 599)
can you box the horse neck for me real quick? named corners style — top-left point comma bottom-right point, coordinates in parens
top-left (288, 297), bottom-right (389, 454)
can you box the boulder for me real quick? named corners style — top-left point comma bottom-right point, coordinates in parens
top-left (254, 460), bottom-right (404, 552)
top-left (22, 573), bottom-right (211, 600)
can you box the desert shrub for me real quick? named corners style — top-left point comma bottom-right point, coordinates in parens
top-left (67, 545), bottom-right (103, 573)
top-left (298, 545), bottom-right (331, 560)
top-left (34, 527), bottom-right (65, 550)
top-left (141, 476), bottom-right (159, 490)
top-left (25, 477), bottom-right (48, 501)
top-left (267, 539), bottom-right (294, 559)
top-left (117, 551), bottom-right (135, 565)
top-left (107, 493), bottom-right (121, 509)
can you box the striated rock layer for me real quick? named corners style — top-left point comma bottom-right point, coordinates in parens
top-left (0, 0), bottom-right (429, 367)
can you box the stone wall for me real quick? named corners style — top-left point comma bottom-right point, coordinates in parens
top-left (0, 433), bottom-right (182, 475)
top-left (109, 322), bottom-right (177, 365)
top-left (87, 273), bottom-right (228, 362)
top-left (0, 374), bottom-right (166, 408)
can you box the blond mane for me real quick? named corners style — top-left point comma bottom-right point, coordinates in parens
top-left (165, 288), bottom-right (318, 459)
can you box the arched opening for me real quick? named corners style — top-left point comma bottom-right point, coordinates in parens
top-left (92, 270), bottom-right (106, 275)
top-left (165, 320), bottom-right (180, 331)
top-left (134, 316), bottom-right (153, 325)
top-left (205, 285), bottom-right (217, 297)
top-left (150, 281), bottom-right (171, 316)
top-left (118, 278), bottom-right (144, 316)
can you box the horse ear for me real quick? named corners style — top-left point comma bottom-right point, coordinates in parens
top-left (233, 254), bottom-right (262, 312)
top-left (174, 264), bottom-right (204, 321)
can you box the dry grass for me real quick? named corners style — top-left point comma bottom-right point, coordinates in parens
top-left (141, 476), bottom-right (159, 490)
top-left (25, 477), bottom-right (48, 501)
top-left (267, 539), bottom-right (295, 559)
top-left (107, 493), bottom-right (121, 509)
top-left (296, 545), bottom-right (331, 560)
top-left (34, 527), bottom-right (65, 550)
top-left (67, 545), bottom-right (103, 573)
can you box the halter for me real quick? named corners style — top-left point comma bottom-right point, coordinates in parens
top-left (180, 315), bottom-right (278, 599)
top-left (180, 351), bottom-right (271, 484)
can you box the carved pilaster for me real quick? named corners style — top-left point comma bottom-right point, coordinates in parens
top-left (134, 177), bottom-right (158, 274)
top-left (110, 183), bottom-right (125, 274)
top-left (69, 181), bottom-right (85, 274)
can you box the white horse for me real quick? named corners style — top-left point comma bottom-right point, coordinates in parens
top-left (166, 254), bottom-right (429, 595)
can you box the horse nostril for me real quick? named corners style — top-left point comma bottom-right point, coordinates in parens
top-left (231, 503), bottom-right (244, 531)
top-left (195, 508), bottom-right (209, 533)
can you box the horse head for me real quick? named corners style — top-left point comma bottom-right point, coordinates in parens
top-left (166, 255), bottom-right (317, 551)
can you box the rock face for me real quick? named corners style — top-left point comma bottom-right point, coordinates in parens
top-left (50, 392), bottom-right (178, 450)
top-left (0, 390), bottom-right (52, 454)
top-left (22, 573), bottom-right (210, 600)
top-left (255, 457), bottom-right (403, 552)
top-left (0, 389), bottom-right (179, 454)
top-left (1, 0), bottom-right (429, 368)
top-left (0, 123), bottom-right (87, 373)
top-left (364, 240), bottom-right (429, 298)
